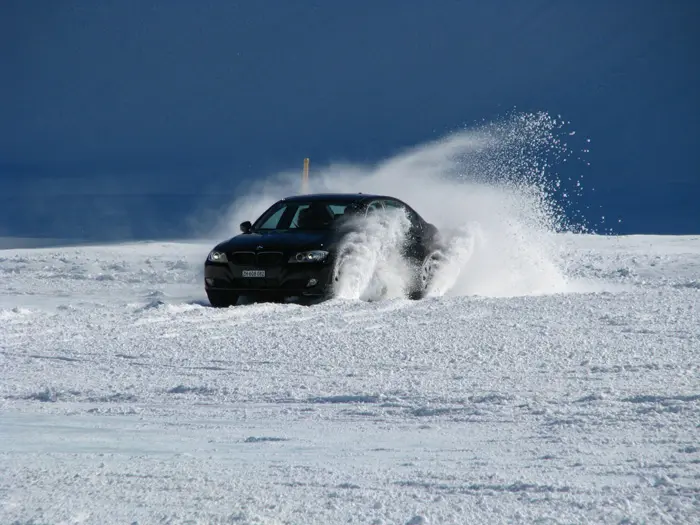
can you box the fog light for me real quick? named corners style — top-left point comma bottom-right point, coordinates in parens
top-left (306, 278), bottom-right (318, 287)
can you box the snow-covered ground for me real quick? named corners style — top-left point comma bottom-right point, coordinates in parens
top-left (1, 234), bottom-right (699, 524)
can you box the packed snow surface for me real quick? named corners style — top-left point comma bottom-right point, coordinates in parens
top-left (1, 234), bottom-right (699, 524)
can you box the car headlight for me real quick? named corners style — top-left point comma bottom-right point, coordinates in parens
top-left (207, 251), bottom-right (228, 263)
top-left (289, 250), bottom-right (329, 263)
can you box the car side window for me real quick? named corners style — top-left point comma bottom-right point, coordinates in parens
top-left (383, 199), bottom-right (420, 226)
top-left (365, 200), bottom-right (385, 216)
top-left (288, 204), bottom-right (311, 228)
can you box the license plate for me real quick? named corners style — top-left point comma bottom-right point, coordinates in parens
top-left (242, 270), bottom-right (266, 278)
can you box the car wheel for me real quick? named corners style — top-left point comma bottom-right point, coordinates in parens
top-left (411, 250), bottom-right (446, 299)
top-left (206, 290), bottom-right (239, 308)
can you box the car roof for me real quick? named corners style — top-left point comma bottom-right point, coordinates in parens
top-left (281, 192), bottom-right (392, 203)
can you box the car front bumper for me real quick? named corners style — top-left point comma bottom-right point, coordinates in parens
top-left (204, 260), bottom-right (334, 297)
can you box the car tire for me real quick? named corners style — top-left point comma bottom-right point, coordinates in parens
top-left (410, 250), bottom-right (446, 299)
top-left (206, 290), bottom-right (239, 308)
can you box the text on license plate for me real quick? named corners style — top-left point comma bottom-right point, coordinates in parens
top-left (242, 270), bottom-right (266, 278)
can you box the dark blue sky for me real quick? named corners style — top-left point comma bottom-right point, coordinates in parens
top-left (1, 0), bottom-right (698, 239)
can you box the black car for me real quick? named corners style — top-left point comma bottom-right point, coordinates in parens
top-left (204, 193), bottom-right (443, 306)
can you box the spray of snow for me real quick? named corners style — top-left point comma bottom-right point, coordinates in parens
top-left (213, 112), bottom-right (590, 299)
top-left (332, 208), bottom-right (413, 301)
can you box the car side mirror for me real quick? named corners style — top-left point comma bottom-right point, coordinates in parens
top-left (240, 221), bottom-right (252, 233)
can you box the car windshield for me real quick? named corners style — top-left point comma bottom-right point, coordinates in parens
top-left (253, 201), bottom-right (354, 231)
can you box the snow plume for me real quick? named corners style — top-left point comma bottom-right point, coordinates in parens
top-left (213, 111), bottom-right (590, 298)
top-left (332, 207), bottom-right (413, 301)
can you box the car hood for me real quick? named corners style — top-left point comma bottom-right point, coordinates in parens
top-left (216, 230), bottom-right (337, 253)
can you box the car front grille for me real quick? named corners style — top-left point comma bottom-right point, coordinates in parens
top-left (256, 252), bottom-right (284, 266)
top-left (229, 251), bottom-right (285, 266)
top-left (230, 252), bottom-right (256, 265)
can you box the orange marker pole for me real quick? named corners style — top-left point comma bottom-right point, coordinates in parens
top-left (302, 157), bottom-right (310, 193)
